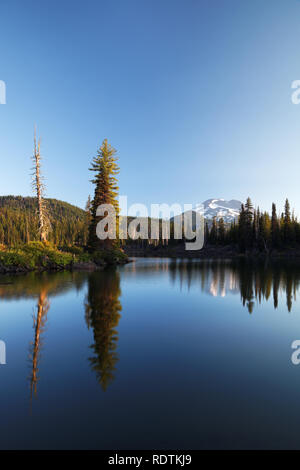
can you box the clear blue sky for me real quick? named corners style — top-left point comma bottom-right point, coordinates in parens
top-left (1, 0), bottom-right (300, 215)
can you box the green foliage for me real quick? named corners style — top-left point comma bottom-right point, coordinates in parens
top-left (59, 245), bottom-right (84, 255)
top-left (76, 252), bottom-right (93, 263)
top-left (92, 247), bottom-right (128, 265)
top-left (0, 241), bottom-right (75, 270)
top-left (88, 139), bottom-right (120, 251)
top-left (218, 218), bottom-right (226, 244)
top-left (0, 196), bottom-right (88, 247)
top-left (206, 197), bottom-right (300, 254)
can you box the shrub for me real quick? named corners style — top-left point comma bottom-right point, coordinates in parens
top-left (0, 242), bottom-right (74, 270)
top-left (92, 247), bottom-right (128, 265)
top-left (58, 245), bottom-right (85, 255)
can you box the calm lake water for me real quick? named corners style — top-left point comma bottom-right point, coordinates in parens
top-left (1, 257), bottom-right (300, 449)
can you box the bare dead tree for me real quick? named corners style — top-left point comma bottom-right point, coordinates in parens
top-left (32, 128), bottom-right (50, 242)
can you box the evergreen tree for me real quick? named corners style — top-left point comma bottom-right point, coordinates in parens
top-left (238, 204), bottom-right (247, 252)
top-left (210, 217), bottom-right (218, 244)
top-left (228, 220), bottom-right (238, 244)
top-left (271, 203), bottom-right (280, 248)
top-left (88, 139), bottom-right (120, 251)
top-left (244, 197), bottom-right (253, 248)
top-left (85, 195), bottom-right (92, 214)
top-left (258, 211), bottom-right (271, 253)
top-left (283, 198), bottom-right (292, 244)
top-left (218, 218), bottom-right (226, 244)
top-left (0, 196), bottom-right (87, 247)
top-left (252, 208), bottom-right (258, 244)
top-left (204, 222), bottom-right (209, 246)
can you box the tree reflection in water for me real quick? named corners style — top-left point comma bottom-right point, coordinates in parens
top-left (0, 260), bottom-right (298, 403)
top-left (1, 271), bottom-right (89, 403)
top-left (29, 288), bottom-right (49, 401)
top-left (168, 259), bottom-right (300, 314)
top-left (85, 270), bottom-right (122, 391)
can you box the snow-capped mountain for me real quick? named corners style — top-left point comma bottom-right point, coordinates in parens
top-left (195, 198), bottom-right (241, 223)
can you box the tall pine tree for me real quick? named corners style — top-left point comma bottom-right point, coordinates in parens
top-left (283, 198), bottom-right (292, 244)
top-left (271, 203), bottom-right (280, 248)
top-left (88, 139), bottom-right (120, 251)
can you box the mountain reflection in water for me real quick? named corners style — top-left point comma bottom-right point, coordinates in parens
top-left (167, 259), bottom-right (299, 313)
top-left (1, 259), bottom-right (300, 449)
top-left (0, 259), bottom-right (299, 400)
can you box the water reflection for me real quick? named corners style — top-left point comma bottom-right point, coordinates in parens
top-left (84, 270), bottom-right (122, 391)
top-left (1, 260), bottom-right (300, 448)
top-left (168, 259), bottom-right (300, 313)
top-left (29, 288), bottom-right (49, 400)
top-left (0, 272), bottom-right (88, 403)
top-left (0, 270), bottom-right (123, 396)
top-left (0, 271), bottom-right (87, 300)
top-left (0, 259), bottom-right (299, 402)
top-left (23, 273), bottom-right (87, 401)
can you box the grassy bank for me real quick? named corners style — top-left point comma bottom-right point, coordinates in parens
top-left (0, 242), bottom-right (128, 274)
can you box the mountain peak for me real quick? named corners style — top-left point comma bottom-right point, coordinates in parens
top-left (195, 198), bottom-right (241, 223)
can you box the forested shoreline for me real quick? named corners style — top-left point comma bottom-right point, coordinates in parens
top-left (205, 197), bottom-right (300, 254)
top-left (0, 137), bottom-right (128, 273)
top-left (1, 133), bottom-right (300, 272)
top-left (124, 197), bottom-right (300, 258)
top-left (1, 195), bottom-right (300, 260)
top-left (0, 196), bottom-right (88, 247)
